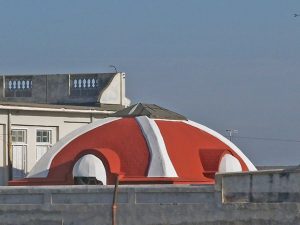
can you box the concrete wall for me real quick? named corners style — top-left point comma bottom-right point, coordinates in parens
top-left (100, 72), bottom-right (130, 106)
top-left (0, 73), bottom-right (129, 107)
top-left (216, 169), bottom-right (300, 203)
top-left (1, 169), bottom-right (300, 225)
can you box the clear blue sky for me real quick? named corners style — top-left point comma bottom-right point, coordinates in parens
top-left (1, 0), bottom-right (300, 166)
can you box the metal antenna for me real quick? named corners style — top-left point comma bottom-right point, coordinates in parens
top-left (226, 129), bottom-right (238, 141)
top-left (109, 65), bottom-right (118, 73)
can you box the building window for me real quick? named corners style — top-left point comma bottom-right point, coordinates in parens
top-left (36, 130), bottom-right (52, 162)
top-left (12, 129), bottom-right (26, 143)
top-left (11, 129), bottom-right (27, 179)
top-left (36, 130), bottom-right (51, 143)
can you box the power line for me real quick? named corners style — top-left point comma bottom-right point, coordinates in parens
top-left (225, 129), bottom-right (238, 141)
top-left (225, 135), bottom-right (300, 143)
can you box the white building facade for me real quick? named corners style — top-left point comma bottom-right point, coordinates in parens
top-left (0, 72), bottom-right (129, 185)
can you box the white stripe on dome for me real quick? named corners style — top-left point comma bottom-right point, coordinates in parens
top-left (184, 120), bottom-right (257, 171)
top-left (27, 117), bottom-right (121, 178)
top-left (136, 116), bottom-right (178, 177)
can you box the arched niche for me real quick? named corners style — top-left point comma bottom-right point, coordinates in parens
top-left (72, 154), bottom-right (107, 185)
top-left (218, 154), bottom-right (242, 173)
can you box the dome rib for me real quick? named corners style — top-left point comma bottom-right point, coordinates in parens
top-left (136, 116), bottom-right (178, 177)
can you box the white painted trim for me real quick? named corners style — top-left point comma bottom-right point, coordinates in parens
top-left (27, 117), bottom-right (121, 178)
top-left (152, 118), bottom-right (187, 122)
top-left (184, 120), bottom-right (257, 171)
top-left (0, 105), bottom-right (114, 114)
top-left (136, 116), bottom-right (178, 177)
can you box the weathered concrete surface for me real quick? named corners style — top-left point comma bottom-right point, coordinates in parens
top-left (0, 170), bottom-right (300, 225)
top-left (0, 73), bottom-right (127, 107)
top-left (216, 169), bottom-right (300, 203)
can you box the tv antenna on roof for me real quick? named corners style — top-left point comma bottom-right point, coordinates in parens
top-left (226, 129), bottom-right (238, 141)
top-left (109, 65), bottom-right (118, 73)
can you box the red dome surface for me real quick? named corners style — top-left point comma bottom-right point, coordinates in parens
top-left (9, 116), bottom-right (256, 186)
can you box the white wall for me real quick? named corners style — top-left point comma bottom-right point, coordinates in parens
top-left (0, 109), bottom-right (108, 185)
top-left (0, 124), bottom-right (8, 185)
top-left (100, 73), bottom-right (131, 107)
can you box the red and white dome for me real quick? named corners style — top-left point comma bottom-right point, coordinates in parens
top-left (9, 104), bottom-right (256, 185)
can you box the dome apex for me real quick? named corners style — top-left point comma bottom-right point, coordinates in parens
top-left (111, 103), bottom-right (187, 120)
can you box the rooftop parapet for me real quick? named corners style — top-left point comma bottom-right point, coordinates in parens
top-left (0, 72), bottom-right (130, 107)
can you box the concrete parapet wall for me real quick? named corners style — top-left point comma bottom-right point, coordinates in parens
top-left (0, 170), bottom-right (300, 225)
top-left (216, 169), bottom-right (300, 203)
top-left (0, 73), bottom-right (127, 107)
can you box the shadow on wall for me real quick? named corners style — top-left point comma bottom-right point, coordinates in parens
top-left (12, 167), bottom-right (27, 180)
top-left (0, 166), bottom-right (9, 185)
